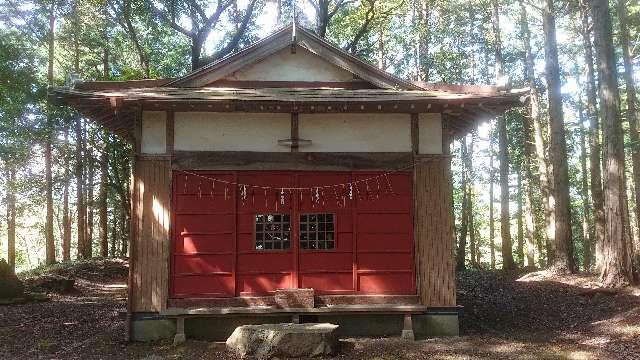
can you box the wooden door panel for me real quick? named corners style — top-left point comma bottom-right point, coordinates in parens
top-left (171, 170), bottom-right (415, 298)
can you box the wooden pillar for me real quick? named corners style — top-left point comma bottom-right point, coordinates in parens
top-left (129, 110), bottom-right (172, 314)
top-left (414, 155), bottom-right (456, 307)
top-left (130, 157), bottom-right (171, 312)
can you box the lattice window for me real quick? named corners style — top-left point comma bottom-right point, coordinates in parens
top-left (255, 214), bottom-right (291, 250)
top-left (300, 213), bottom-right (335, 250)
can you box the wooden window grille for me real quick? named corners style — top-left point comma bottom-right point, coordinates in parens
top-left (255, 214), bottom-right (291, 250)
top-left (300, 213), bottom-right (335, 250)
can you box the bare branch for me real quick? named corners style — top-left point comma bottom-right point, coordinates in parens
top-left (212, 0), bottom-right (258, 60)
top-left (345, 0), bottom-right (376, 53)
top-left (146, 0), bottom-right (195, 37)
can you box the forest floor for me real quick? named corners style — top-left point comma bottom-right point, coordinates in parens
top-left (1, 260), bottom-right (639, 359)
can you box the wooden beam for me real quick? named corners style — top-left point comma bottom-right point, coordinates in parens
top-left (166, 110), bottom-right (175, 155)
top-left (290, 113), bottom-right (299, 153)
top-left (411, 114), bottom-right (419, 155)
top-left (172, 151), bottom-right (417, 171)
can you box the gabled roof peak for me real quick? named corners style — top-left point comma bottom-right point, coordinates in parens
top-left (165, 24), bottom-right (420, 90)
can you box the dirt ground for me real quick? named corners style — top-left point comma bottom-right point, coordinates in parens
top-left (1, 260), bottom-right (639, 360)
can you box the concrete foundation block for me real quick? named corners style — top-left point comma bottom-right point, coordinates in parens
top-left (413, 313), bottom-right (459, 338)
top-left (131, 319), bottom-right (175, 342)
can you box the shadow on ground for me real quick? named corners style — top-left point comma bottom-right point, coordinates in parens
top-left (1, 262), bottom-right (638, 359)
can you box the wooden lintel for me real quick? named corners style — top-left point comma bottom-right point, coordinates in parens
top-left (138, 100), bottom-right (450, 114)
top-left (171, 151), bottom-right (415, 171)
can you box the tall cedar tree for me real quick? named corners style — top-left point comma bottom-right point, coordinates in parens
top-left (520, 0), bottom-right (554, 260)
top-left (579, 99), bottom-right (593, 269)
top-left (542, 0), bottom-right (574, 272)
top-left (517, 170), bottom-right (524, 266)
top-left (579, 0), bottom-right (605, 271)
top-left (6, 169), bottom-right (16, 271)
top-left (62, 130), bottom-right (71, 260)
top-left (590, 0), bottom-right (636, 286)
top-left (99, 142), bottom-right (109, 257)
top-left (72, 3), bottom-right (87, 259)
top-left (492, 0), bottom-right (515, 270)
top-left (44, 0), bottom-right (56, 265)
top-left (489, 129), bottom-right (496, 269)
top-left (468, 132), bottom-right (477, 268)
top-left (456, 137), bottom-right (470, 271)
top-left (618, 0), bottom-right (640, 245)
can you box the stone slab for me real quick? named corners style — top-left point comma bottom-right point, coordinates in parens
top-left (274, 288), bottom-right (314, 309)
top-left (226, 323), bottom-right (339, 359)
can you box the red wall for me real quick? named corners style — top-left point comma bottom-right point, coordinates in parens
top-left (170, 170), bottom-right (414, 298)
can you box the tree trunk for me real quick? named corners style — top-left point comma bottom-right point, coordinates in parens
top-left (86, 130), bottom-right (95, 257)
top-left (62, 129), bottom-right (71, 261)
top-left (99, 140), bottom-right (109, 257)
top-left (191, 38), bottom-right (202, 70)
top-left (517, 169), bottom-right (524, 267)
top-left (492, 0), bottom-right (514, 270)
top-left (489, 137), bottom-right (496, 270)
top-left (110, 212), bottom-right (118, 258)
top-left (542, 0), bottom-right (574, 273)
top-left (377, 24), bottom-right (385, 70)
top-left (467, 133), bottom-right (476, 268)
top-left (579, 100), bottom-right (593, 270)
top-left (75, 116), bottom-right (86, 259)
top-left (618, 0), bottom-right (640, 249)
top-left (590, 0), bottom-right (635, 286)
top-left (524, 162), bottom-right (537, 267)
top-left (520, 0), bottom-right (554, 265)
top-left (5, 168), bottom-right (16, 272)
top-left (498, 116), bottom-right (514, 270)
top-left (456, 138), bottom-right (470, 271)
top-left (579, 0), bottom-right (606, 272)
top-left (44, 0), bottom-right (56, 265)
top-left (119, 205), bottom-right (128, 258)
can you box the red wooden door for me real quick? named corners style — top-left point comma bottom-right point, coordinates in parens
top-left (170, 170), bottom-right (414, 298)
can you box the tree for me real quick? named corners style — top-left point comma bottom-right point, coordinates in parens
top-left (308, 0), bottom-right (350, 38)
top-left (519, 0), bottom-right (554, 261)
top-left (108, 0), bottom-right (151, 78)
top-left (5, 169), bottom-right (16, 271)
top-left (516, 169), bottom-right (524, 266)
top-left (618, 0), bottom-right (640, 247)
top-left (542, 0), bottom-right (574, 272)
top-left (590, 0), bottom-right (636, 286)
top-left (457, 137), bottom-right (470, 271)
top-left (44, 0), bottom-right (56, 265)
top-left (148, 0), bottom-right (259, 70)
top-left (579, 0), bottom-right (605, 272)
top-left (489, 127), bottom-right (496, 269)
top-left (468, 131), bottom-right (477, 268)
top-left (0, 30), bottom-right (37, 271)
top-left (99, 138), bottom-right (109, 257)
top-left (578, 98), bottom-right (593, 269)
top-left (492, 0), bottom-right (514, 270)
top-left (62, 129), bottom-right (71, 261)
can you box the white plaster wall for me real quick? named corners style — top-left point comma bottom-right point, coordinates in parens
top-left (141, 111), bottom-right (167, 154)
top-left (299, 114), bottom-right (412, 152)
top-left (226, 47), bottom-right (354, 82)
top-left (174, 112), bottom-right (290, 152)
top-left (418, 113), bottom-right (443, 155)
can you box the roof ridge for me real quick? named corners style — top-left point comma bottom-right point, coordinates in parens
top-left (166, 23), bottom-right (421, 90)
